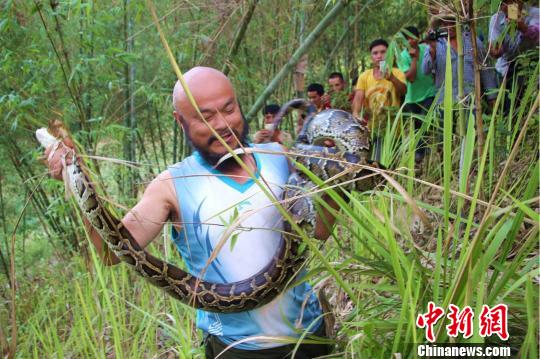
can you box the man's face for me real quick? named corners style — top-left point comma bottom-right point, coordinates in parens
top-left (407, 36), bottom-right (418, 48)
top-left (441, 19), bottom-right (457, 39)
top-left (328, 77), bottom-right (345, 92)
top-left (263, 113), bottom-right (275, 125)
top-left (370, 44), bottom-right (387, 67)
top-left (307, 91), bottom-right (322, 107)
top-left (174, 77), bottom-right (246, 165)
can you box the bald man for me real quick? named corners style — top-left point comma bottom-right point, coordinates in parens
top-left (45, 67), bottom-right (334, 358)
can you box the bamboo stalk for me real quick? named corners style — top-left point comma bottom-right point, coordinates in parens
top-left (0, 174), bottom-right (10, 282)
top-left (324, 0), bottom-right (375, 74)
top-left (124, 0), bottom-right (137, 196)
top-left (454, 6), bottom-right (465, 136)
top-left (49, 0), bottom-right (88, 130)
top-left (222, 0), bottom-right (258, 76)
top-left (146, 110), bottom-right (162, 171)
top-left (245, 0), bottom-right (349, 121)
top-left (468, 0), bottom-right (485, 160)
top-left (155, 104), bottom-right (168, 166)
top-left (136, 130), bottom-right (156, 176)
top-left (33, 0), bottom-right (87, 130)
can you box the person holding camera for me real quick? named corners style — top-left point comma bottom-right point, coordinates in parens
top-left (352, 39), bottom-right (406, 161)
top-left (253, 104), bottom-right (293, 146)
top-left (489, 0), bottom-right (539, 77)
top-left (397, 26), bottom-right (437, 163)
top-left (489, 0), bottom-right (538, 112)
top-left (422, 12), bottom-right (498, 108)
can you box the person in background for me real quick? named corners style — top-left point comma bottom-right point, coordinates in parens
top-left (253, 104), bottom-right (293, 147)
top-left (323, 72), bottom-right (353, 112)
top-left (306, 83), bottom-right (329, 113)
top-left (298, 83), bottom-right (330, 134)
top-left (352, 39), bottom-right (406, 161)
top-left (489, 0), bottom-right (539, 106)
top-left (397, 26), bottom-right (437, 163)
top-left (422, 12), bottom-right (498, 109)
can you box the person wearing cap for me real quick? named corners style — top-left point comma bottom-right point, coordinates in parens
top-left (397, 26), bottom-right (437, 163)
top-left (422, 12), bottom-right (498, 108)
top-left (253, 104), bottom-right (293, 147)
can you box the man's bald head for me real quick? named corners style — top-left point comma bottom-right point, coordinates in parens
top-left (172, 67), bottom-right (234, 114)
top-left (170, 66), bottom-right (248, 166)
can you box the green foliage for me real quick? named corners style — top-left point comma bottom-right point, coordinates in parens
top-left (0, 0), bottom-right (538, 357)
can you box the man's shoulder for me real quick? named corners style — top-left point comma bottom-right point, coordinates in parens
top-left (359, 69), bottom-right (372, 78)
top-left (153, 169), bottom-right (175, 189)
top-left (142, 169), bottom-right (177, 208)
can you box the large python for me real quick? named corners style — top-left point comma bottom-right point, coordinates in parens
top-left (36, 101), bottom-right (380, 313)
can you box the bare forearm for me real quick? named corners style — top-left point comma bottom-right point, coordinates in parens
top-left (314, 195), bottom-right (340, 240)
top-left (389, 74), bottom-right (406, 97)
top-left (405, 58), bottom-right (418, 83)
top-left (352, 91), bottom-right (364, 118)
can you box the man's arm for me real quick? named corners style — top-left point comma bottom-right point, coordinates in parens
top-left (313, 196), bottom-right (340, 240)
top-left (398, 48), bottom-right (417, 83)
top-left (422, 41), bottom-right (436, 75)
top-left (386, 70), bottom-right (407, 98)
top-left (82, 172), bottom-right (178, 265)
top-left (352, 89), bottom-right (365, 120)
top-left (45, 144), bottom-right (178, 265)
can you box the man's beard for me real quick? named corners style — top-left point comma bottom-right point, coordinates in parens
top-left (183, 111), bottom-right (250, 166)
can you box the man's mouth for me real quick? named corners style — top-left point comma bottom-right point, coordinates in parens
top-left (209, 132), bottom-right (235, 145)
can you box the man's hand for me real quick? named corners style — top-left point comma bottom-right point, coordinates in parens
top-left (353, 114), bottom-right (368, 127)
top-left (43, 138), bottom-right (76, 180)
top-left (408, 47), bottom-right (419, 59)
top-left (253, 129), bottom-right (271, 143)
top-left (321, 93), bottom-right (331, 107)
top-left (385, 70), bottom-right (407, 98)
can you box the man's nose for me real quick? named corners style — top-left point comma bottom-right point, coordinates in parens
top-left (212, 110), bottom-right (231, 131)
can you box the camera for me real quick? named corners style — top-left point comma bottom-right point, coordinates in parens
top-left (426, 29), bottom-right (448, 41)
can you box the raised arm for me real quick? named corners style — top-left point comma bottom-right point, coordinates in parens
top-left (45, 143), bottom-right (179, 265)
top-left (422, 41), bottom-right (436, 75)
top-left (387, 70), bottom-right (407, 98)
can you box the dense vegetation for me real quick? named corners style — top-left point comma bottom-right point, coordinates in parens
top-left (1, 0), bottom-right (538, 358)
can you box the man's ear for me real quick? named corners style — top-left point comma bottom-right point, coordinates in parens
top-left (173, 111), bottom-right (184, 129)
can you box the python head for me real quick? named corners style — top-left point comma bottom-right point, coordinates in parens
top-left (300, 109), bottom-right (371, 159)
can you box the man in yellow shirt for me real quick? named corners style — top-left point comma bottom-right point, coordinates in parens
top-left (352, 39), bottom-right (406, 160)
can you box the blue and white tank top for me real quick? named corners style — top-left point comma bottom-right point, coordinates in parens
top-left (168, 142), bottom-right (322, 350)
